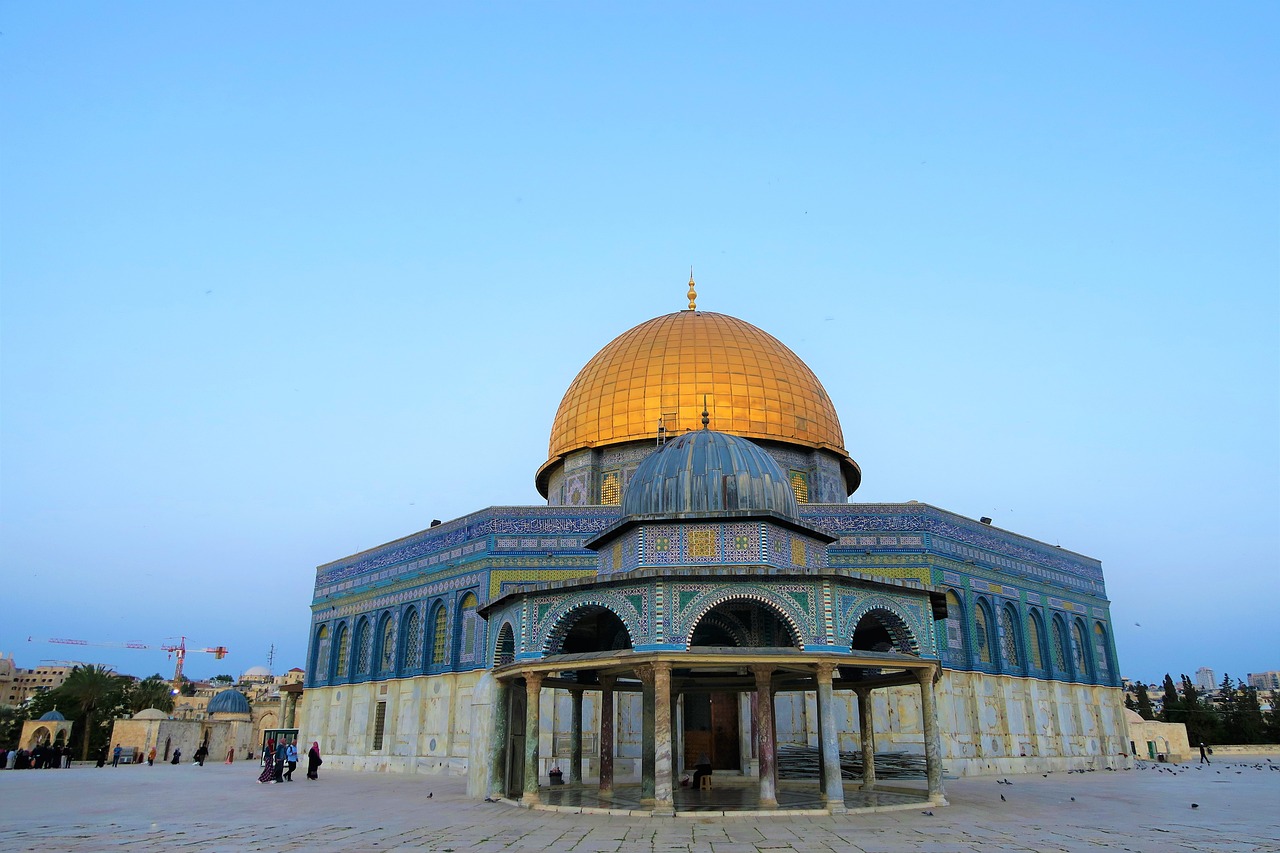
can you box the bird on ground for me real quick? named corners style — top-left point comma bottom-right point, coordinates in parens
top-left (1070, 797), bottom-right (1076, 802)
top-left (427, 792), bottom-right (433, 798)
top-left (921, 811), bottom-right (933, 816)
top-left (1191, 803), bottom-right (1199, 809)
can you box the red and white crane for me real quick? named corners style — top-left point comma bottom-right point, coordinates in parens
top-left (37, 636), bottom-right (229, 696)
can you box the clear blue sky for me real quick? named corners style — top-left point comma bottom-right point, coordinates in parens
top-left (2, 3), bottom-right (1276, 686)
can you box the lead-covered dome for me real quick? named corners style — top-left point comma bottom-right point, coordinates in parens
top-left (622, 429), bottom-right (799, 519)
top-left (207, 689), bottom-right (251, 715)
top-left (538, 307), bottom-right (859, 496)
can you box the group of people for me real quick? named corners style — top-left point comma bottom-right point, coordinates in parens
top-left (256, 738), bottom-right (322, 783)
top-left (1, 745), bottom-right (72, 769)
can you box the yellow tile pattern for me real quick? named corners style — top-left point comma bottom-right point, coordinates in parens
top-left (546, 311), bottom-right (848, 463)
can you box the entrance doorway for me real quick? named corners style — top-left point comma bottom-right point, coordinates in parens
top-left (682, 692), bottom-right (740, 771)
top-left (506, 687), bottom-right (526, 799)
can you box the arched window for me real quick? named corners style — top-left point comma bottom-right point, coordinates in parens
top-left (1093, 622), bottom-right (1112, 681)
top-left (430, 604), bottom-right (448, 665)
top-left (1027, 610), bottom-right (1046, 670)
top-left (334, 624), bottom-right (351, 679)
top-left (354, 618), bottom-right (372, 674)
top-left (1051, 616), bottom-right (1068, 676)
top-left (1072, 619), bottom-right (1091, 679)
top-left (974, 599), bottom-right (994, 665)
top-left (401, 608), bottom-right (422, 672)
top-left (312, 625), bottom-right (330, 682)
top-left (495, 623), bottom-right (515, 666)
top-left (455, 592), bottom-right (480, 664)
top-left (378, 613), bottom-right (396, 674)
top-left (943, 590), bottom-right (969, 667)
top-left (999, 604), bottom-right (1021, 670)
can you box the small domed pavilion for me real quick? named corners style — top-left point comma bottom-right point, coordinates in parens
top-left (481, 419), bottom-right (946, 814)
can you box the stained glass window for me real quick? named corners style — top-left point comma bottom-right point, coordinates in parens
top-left (790, 470), bottom-right (809, 503)
top-left (1093, 623), bottom-right (1110, 677)
top-left (355, 620), bottom-right (372, 674)
top-left (335, 625), bottom-right (350, 678)
top-left (379, 616), bottom-right (395, 673)
top-left (1051, 619), bottom-right (1067, 672)
top-left (944, 591), bottom-right (966, 664)
top-left (975, 601), bottom-right (992, 664)
top-left (314, 625), bottom-right (330, 680)
top-left (403, 609), bottom-right (422, 671)
top-left (1072, 620), bottom-right (1088, 677)
top-left (431, 606), bottom-right (448, 665)
top-left (1028, 612), bottom-right (1045, 669)
top-left (601, 470), bottom-right (621, 505)
top-left (495, 623), bottom-right (515, 666)
top-left (1000, 605), bottom-right (1020, 668)
top-left (459, 593), bottom-right (479, 660)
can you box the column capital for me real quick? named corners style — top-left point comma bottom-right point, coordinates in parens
top-left (598, 674), bottom-right (616, 691)
top-left (813, 661), bottom-right (838, 684)
top-left (568, 685), bottom-right (585, 696)
top-left (914, 665), bottom-right (938, 686)
top-left (522, 671), bottom-right (544, 690)
top-left (633, 663), bottom-right (656, 685)
top-left (750, 664), bottom-right (775, 684)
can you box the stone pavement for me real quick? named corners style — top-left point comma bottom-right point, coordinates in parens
top-left (1, 756), bottom-right (1278, 852)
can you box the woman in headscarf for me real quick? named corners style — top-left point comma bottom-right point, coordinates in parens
top-left (257, 739), bottom-right (276, 783)
top-left (306, 741), bottom-right (322, 780)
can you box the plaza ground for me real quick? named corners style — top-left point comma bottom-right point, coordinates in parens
top-left (1, 756), bottom-right (1277, 852)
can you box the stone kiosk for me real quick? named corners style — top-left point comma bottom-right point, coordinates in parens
top-left (481, 426), bottom-right (947, 814)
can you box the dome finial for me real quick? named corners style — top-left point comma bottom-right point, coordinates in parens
top-left (687, 268), bottom-right (697, 310)
top-left (701, 394), bottom-right (710, 429)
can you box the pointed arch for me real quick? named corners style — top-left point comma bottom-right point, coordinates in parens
top-left (400, 606), bottom-right (423, 674)
top-left (999, 603), bottom-right (1022, 672)
top-left (353, 617), bottom-right (373, 675)
top-left (1072, 617), bottom-right (1092, 680)
top-left (848, 602), bottom-right (921, 655)
top-left (544, 603), bottom-right (635, 655)
top-left (973, 597), bottom-right (995, 665)
top-left (686, 593), bottom-right (803, 649)
top-left (454, 591), bottom-right (481, 667)
top-left (311, 624), bottom-right (331, 684)
top-left (1027, 609), bottom-right (1047, 671)
top-left (376, 611), bottom-right (396, 675)
top-left (942, 590), bottom-right (970, 668)
top-left (333, 622), bottom-right (351, 679)
top-left (494, 621), bottom-right (516, 666)
top-left (429, 601), bottom-right (449, 666)
top-left (1050, 614), bottom-right (1069, 678)
top-left (1093, 621), bottom-right (1113, 683)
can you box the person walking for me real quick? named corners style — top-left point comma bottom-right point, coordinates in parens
top-left (225, 747), bottom-right (235, 764)
top-left (273, 738), bottom-right (287, 783)
top-left (193, 744), bottom-right (208, 766)
top-left (1199, 742), bottom-right (1211, 764)
top-left (111, 744), bottom-right (122, 768)
top-left (306, 741), bottom-right (322, 780)
top-left (147, 746), bottom-right (156, 766)
top-left (170, 747), bottom-right (182, 765)
top-left (257, 740), bottom-right (276, 783)
top-left (284, 741), bottom-right (298, 781)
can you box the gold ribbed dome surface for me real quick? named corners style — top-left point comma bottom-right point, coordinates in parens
top-left (540, 310), bottom-right (856, 492)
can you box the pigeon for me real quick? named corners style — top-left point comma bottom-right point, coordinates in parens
top-left (427, 792), bottom-right (433, 798)
top-left (483, 797), bottom-right (496, 803)
top-left (1000, 794), bottom-right (1006, 802)
top-left (921, 811), bottom-right (934, 816)
top-left (1191, 803), bottom-right (1199, 809)
top-left (1070, 797), bottom-right (1076, 802)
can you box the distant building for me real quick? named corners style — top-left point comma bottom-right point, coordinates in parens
top-left (1195, 667), bottom-right (1216, 692)
top-left (0, 654), bottom-right (16, 706)
top-left (4, 663), bottom-right (81, 705)
top-left (1247, 671), bottom-right (1280, 691)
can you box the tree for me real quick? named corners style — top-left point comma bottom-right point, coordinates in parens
top-left (60, 664), bottom-right (127, 760)
top-left (1158, 674), bottom-right (1181, 723)
top-left (1178, 674), bottom-right (1219, 746)
top-left (126, 675), bottom-right (175, 714)
top-left (1133, 683), bottom-right (1155, 720)
top-left (210, 674), bottom-right (234, 685)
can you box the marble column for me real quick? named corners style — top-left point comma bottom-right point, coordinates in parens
top-left (598, 676), bottom-right (615, 796)
top-left (488, 680), bottom-right (510, 799)
top-left (569, 688), bottom-right (583, 785)
top-left (522, 672), bottom-right (543, 805)
top-left (753, 665), bottom-right (778, 808)
top-left (815, 663), bottom-right (846, 813)
top-left (638, 665), bottom-right (656, 802)
top-left (653, 662), bottom-right (674, 815)
top-left (917, 667), bottom-right (947, 804)
top-left (856, 687), bottom-right (876, 791)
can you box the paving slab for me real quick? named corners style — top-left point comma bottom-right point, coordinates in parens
top-left (0, 757), bottom-right (1278, 852)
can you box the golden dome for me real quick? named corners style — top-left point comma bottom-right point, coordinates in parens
top-left (538, 309), bottom-right (859, 495)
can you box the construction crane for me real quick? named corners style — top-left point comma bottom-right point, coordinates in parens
top-left (37, 636), bottom-right (229, 696)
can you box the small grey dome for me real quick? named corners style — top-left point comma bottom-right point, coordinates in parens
top-left (134, 708), bottom-right (168, 720)
top-left (207, 689), bottom-right (251, 715)
top-left (38, 709), bottom-right (66, 722)
top-left (622, 429), bottom-right (799, 518)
